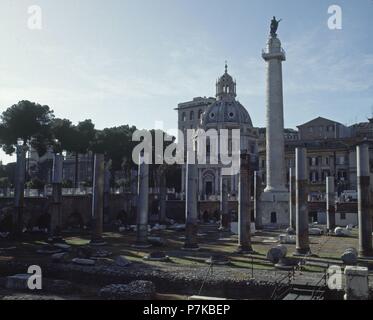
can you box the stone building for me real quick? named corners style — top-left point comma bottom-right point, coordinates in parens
top-left (176, 64), bottom-right (259, 200)
top-left (297, 117), bottom-right (350, 140)
top-left (350, 118), bottom-right (373, 139)
top-left (258, 116), bottom-right (373, 197)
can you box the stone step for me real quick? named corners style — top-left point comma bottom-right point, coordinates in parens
top-left (283, 288), bottom-right (325, 300)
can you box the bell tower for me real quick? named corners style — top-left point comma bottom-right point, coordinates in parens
top-left (216, 63), bottom-right (237, 101)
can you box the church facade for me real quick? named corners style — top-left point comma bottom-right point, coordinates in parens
top-left (175, 65), bottom-right (259, 202)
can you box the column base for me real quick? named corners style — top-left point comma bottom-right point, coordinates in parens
top-left (293, 248), bottom-right (312, 257)
top-left (236, 246), bottom-right (255, 255)
top-left (359, 250), bottom-right (373, 258)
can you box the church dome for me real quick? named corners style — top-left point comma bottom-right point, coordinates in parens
top-left (202, 64), bottom-right (253, 128)
top-left (203, 99), bottom-right (253, 127)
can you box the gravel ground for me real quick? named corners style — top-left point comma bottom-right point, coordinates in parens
top-left (0, 259), bottom-right (329, 299)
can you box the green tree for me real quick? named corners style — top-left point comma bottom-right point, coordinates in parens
top-left (50, 118), bottom-right (76, 153)
top-left (0, 100), bottom-right (54, 154)
top-left (92, 125), bottom-right (137, 187)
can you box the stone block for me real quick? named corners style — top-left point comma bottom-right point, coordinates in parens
top-left (6, 274), bottom-right (31, 290)
top-left (344, 266), bottom-right (369, 300)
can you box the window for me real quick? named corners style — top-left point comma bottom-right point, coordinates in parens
top-left (340, 213), bottom-right (346, 220)
top-left (198, 110), bottom-right (203, 120)
top-left (327, 125), bottom-right (335, 132)
top-left (182, 112), bottom-right (186, 122)
top-left (310, 171), bottom-right (319, 183)
top-left (190, 111), bottom-right (194, 121)
top-left (250, 144), bottom-right (255, 154)
top-left (271, 212), bottom-right (277, 224)
top-left (309, 157), bottom-right (318, 166)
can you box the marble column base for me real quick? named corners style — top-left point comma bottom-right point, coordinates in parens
top-left (236, 246), bottom-right (255, 255)
top-left (293, 248), bottom-right (312, 257)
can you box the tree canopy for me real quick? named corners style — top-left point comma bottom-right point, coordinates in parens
top-left (0, 100), bottom-right (54, 155)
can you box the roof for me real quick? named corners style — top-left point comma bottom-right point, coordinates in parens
top-left (297, 117), bottom-right (343, 128)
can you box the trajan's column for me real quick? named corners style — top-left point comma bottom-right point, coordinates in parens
top-left (258, 17), bottom-right (289, 226)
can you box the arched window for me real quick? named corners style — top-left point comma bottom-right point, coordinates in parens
top-left (198, 110), bottom-right (203, 120)
top-left (190, 111), bottom-right (194, 121)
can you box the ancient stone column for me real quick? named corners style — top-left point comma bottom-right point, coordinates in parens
top-left (50, 154), bottom-right (64, 242)
top-left (289, 167), bottom-right (296, 229)
top-left (295, 148), bottom-right (311, 256)
top-left (326, 176), bottom-right (336, 231)
top-left (90, 154), bottom-right (106, 246)
top-left (14, 144), bottom-right (26, 236)
top-left (183, 151), bottom-right (199, 250)
top-left (260, 32), bottom-right (289, 227)
top-left (262, 34), bottom-right (287, 193)
top-left (357, 143), bottom-right (372, 257)
top-left (135, 155), bottom-right (151, 247)
top-left (129, 168), bottom-right (138, 214)
top-left (159, 173), bottom-right (167, 224)
top-left (253, 171), bottom-right (262, 229)
top-left (219, 175), bottom-right (230, 231)
top-left (103, 163), bottom-right (111, 222)
top-left (237, 153), bottom-right (254, 254)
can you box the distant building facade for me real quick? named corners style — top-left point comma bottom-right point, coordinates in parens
top-left (176, 65), bottom-right (259, 200)
top-left (258, 116), bottom-right (373, 196)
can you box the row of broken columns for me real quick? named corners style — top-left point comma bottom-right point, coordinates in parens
top-left (135, 149), bottom-right (255, 252)
top-left (289, 144), bottom-right (372, 257)
top-left (51, 153), bottom-right (109, 245)
top-left (15, 143), bottom-right (371, 256)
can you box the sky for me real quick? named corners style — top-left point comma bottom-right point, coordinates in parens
top-left (0, 0), bottom-right (372, 163)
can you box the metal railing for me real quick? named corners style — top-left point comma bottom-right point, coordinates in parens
top-left (270, 270), bottom-right (296, 300)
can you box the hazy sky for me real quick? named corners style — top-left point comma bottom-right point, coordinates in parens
top-left (0, 0), bottom-right (372, 163)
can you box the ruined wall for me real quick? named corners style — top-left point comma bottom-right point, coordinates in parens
top-left (0, 194), bottom-right (133, 230)
top-left (0, 196), bottom-right (244, 230)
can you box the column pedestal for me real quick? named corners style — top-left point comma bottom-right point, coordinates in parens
top-left (236, 154), bottom-right (254, 254)
top-left (134, 155), bottom-right (151, 248)
top-left (219, 175), bottom-right (230, 231)
top-left (294, 148), bottom-right (311, 256)
top-left (357, 144), bottom-right (372, 257)
top-left (14, 145), bottom-right (26, 237)
top-left (326, 176), bottom-right (336, 231)
top-left (90, 154), bottom-right (106, 246)
top-left (183, 151), bottom-right (199, 251)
